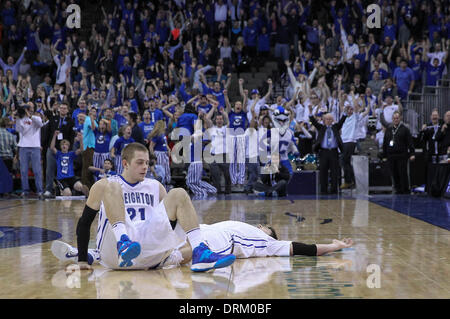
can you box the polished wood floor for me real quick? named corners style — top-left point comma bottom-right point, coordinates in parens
top-left (0, 196), bottom-right (449, 299)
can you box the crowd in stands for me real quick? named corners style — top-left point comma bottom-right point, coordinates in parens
top-left (0, 0), bottom-right (449, 199)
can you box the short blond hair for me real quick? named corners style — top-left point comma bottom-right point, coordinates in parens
top-left (121, 142), bottom-right (149, 162)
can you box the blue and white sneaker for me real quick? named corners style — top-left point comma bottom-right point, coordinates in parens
top-left (51, 240), bottom-right (95, 265)
top-left (191, 242), bottom-right (236, 272)
top-left (117, 234), bottom-right (141, 268)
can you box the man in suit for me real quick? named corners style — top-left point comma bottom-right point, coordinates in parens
top-left (435, 110), bottom-right (450, 159)
top-left (309, 112), bottom-right (347, 194)
top-left (419, 109), bottom-right (443, 193)
top-left (382, 111), bottom-right (415, 194)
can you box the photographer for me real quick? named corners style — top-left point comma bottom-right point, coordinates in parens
top-left (15, 104), bottom-right (44, 199)
top-left (146, 152), bottom-right (165, 184)
top-left (254, 154), bottom-right (290, 197)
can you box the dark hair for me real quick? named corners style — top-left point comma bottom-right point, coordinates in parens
top-left (128, 112), bottom-right (138, 123)
top-left (267, 226), bottom-right (278, 240)
top-left (104, 158), bottom-right (114, 169)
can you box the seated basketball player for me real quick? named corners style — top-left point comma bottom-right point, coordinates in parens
top-left (52, 219), bottom-right (353, 266)
top-left (74, 142), bottom-right (236, 272)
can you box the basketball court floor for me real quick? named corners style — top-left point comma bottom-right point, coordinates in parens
top-left (0, 194), bottom-right (449, 299)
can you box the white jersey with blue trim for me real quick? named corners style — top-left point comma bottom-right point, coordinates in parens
top-left (96, 175), bottom-right (160, 250)
top-left (198, 221), bottom-right (291, 258)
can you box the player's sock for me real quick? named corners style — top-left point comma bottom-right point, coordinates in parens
top-left (186, 227), bottom-right (203, 249)
top-left (111, 221), bottom-right (128, 242)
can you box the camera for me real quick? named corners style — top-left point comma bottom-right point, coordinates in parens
top-left (16, 105), bottom-right (29, 119)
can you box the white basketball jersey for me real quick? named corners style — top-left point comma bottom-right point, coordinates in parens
top-left (96, 175), bottom-right (160, 250)
top-left (96, 175), bottom-right (184, 269)
top-left (199, 221), bottom-right (291, 258)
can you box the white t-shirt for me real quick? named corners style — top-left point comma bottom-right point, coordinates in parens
top-left (355, 114), bottom-right (369, 140)
top-left (209, 125), bottom-right (227, 155)
top-left (294, 103), bottom-right (306, 123)
top-left (244, 128), bottom-right (259, 159)
top-left (375, 130), bottom-right (385, 148)
top-left (16, 115), bottom-right (43, 147)
top-left (341, 113), bottom-right (359, 143)
top-left (427, 51), bottom-right (446, 66)
top-left (382, 104), bottom-right (399, 124)
top-left (214, 3), bottom-right (227, 22)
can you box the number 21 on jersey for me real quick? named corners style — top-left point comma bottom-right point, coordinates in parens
top-left (127, 207), bottom-right (146, 221)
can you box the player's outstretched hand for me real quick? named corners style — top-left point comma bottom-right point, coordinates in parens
top-left (333, 238), bottom-right (353, 249)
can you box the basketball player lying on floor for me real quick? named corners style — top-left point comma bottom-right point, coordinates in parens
top-left (53, 219), bottom-right (354, 267)
top-left (72, 142), bottom-right (236, 272)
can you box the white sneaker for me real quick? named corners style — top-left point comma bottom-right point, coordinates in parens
top-left (51, 241), bottom-right (79, 263)
top-left (51, 240), bottom-right (96, 265)
top-left (43, 191), bottom-right (52, 197)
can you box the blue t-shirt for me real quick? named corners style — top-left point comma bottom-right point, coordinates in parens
top-left (243, 25), bottom-right (258, 47)
top-left (114, 113), bottom-right (128, 128)
top-left (150, 109), bottom-right (164, 123)
top-left (228, 111), bottom-right (248, 131)
top-left (409, 60), bottom-right (426, 81)
top-left (113, 137), bottom-right (135, 155)
top-left (393, 67), bottom-right (415, 93)
top-left (129, 98), bottom-right (139, 113)
top-left (55, 151), bottom-right (77, 180)
top-left (202, 83), bottom-right (226, 108)
top-left (138, 122), bottom-right (155, 140)
top-left (72, 108), bottom-right (86, 127)
top-left (197, 103), bottom-right (212, 114)
top-left (383, 24), bottom-right (397, 41)
top-left (425, 63), bottom-right (445, 86)
top-left (152, 134), bottom-right (168, 152)
top-left (177, 113), bottom-right (198, 136)
top-left (94, 130), bottom-right (112, 153)
top-left (257, 33), bottom-right (270, 52)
